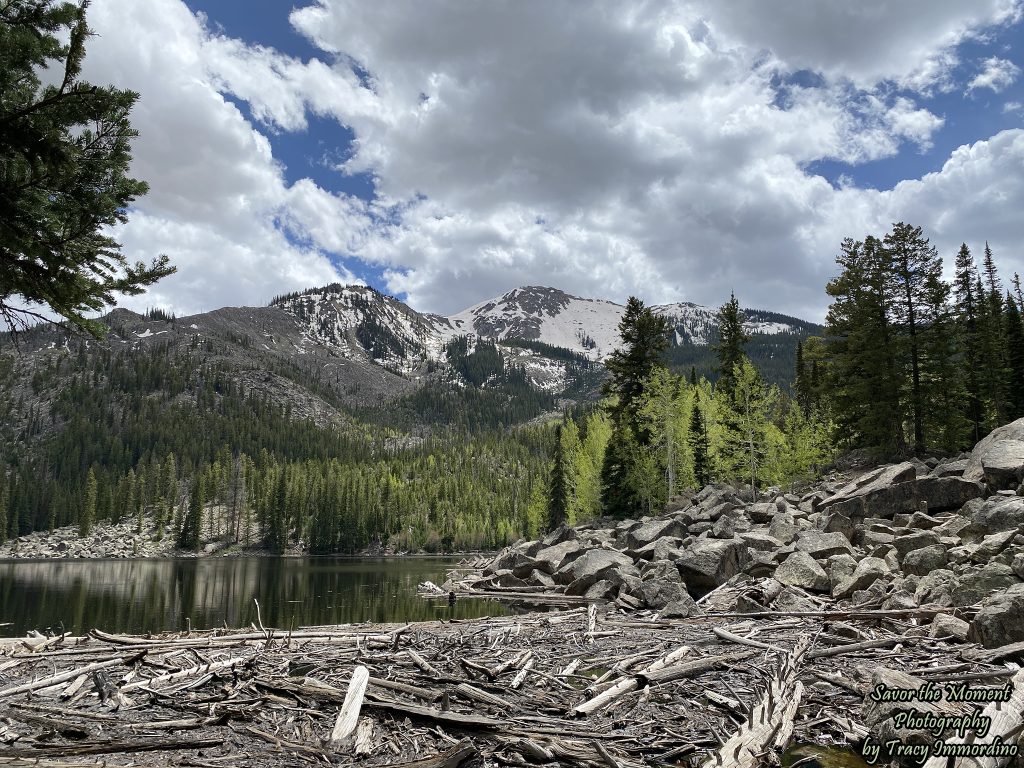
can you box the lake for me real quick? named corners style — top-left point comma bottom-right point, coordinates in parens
top-left (0, 556), bottom-right (508, 636)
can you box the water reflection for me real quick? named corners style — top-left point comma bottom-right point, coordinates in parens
top-left (0, 557), bottom-right (506, 636)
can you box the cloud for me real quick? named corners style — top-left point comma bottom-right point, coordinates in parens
top-left (74, 0), bottom-right (1024, 325)
top-left (80, 0), bottom-right (366, 316)
top-left (967, 56), bottom-right (1022, 92)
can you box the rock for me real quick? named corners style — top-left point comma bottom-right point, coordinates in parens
top-left (632, 538), bottom-right (683, 562)
top-left (738, 531), bottom-right (783, 552)
top-left (795, 531), bottom-right (853, 559)
top-left (970, 497), bottom-right (1024, 536)
top-left (906, 511), bottom-right (943, 529)
top-left (823, 472), bottom-right (983, 521)
top-left (901, 545), bottom-right (948, 576)
top-left (931, 459), bottom-right (968, 477)
top-left (1012, 553), bottom-right (1024, 580)
top-left (491, 570), bottom-right (529, 588)
top-left (774, 551), bottom-right (830, 592)
top-left (555, 549), bottom-right (638, 588)
top-left (821, 462), bottom-right (918, 511)
top-left (929, 613), bottom-right (970, 641)
top-left (892, 531), bottom-right (940, 558)
top-left (675, 537), bottom-right (749, 593)
top-left (528, 569), bottom-right (556, 588)
top-left (833, 556), bottom-right (890, 598)
top-left (972, 529), bottom-right (1018, 561)
top-left (970, 583), bottom-right (1024, 647)
top-left (532, 540), bottom-right (584, 574)
top-left (640, 578), bottom-right (687, 609)
top-left (542, 525), bottom-right (579, 546)
top-left (828, 553), bottom-right (857, 586)
top-left (964, 418), bottom-right (1024, 490)
top-left (772, 586), bottom-right (819, 613)
top-left (883, 590), bottom-right (918, 610)
top-left (641, 559), bottom-right (684, 583)
top-left (582, 580), bottom-right (617, 600)
top-left (768, 512), bottom-right (798, 543)
top-left (951, 563), bottom-right (1018, 606)
top-left (821, 510), bottom-right (856, 541)
top-left (621, 518), bottom-right (687, 550)
top-left (914, 569), bottom-right (958, 607)
top-left (660, 593), bottom-right (701, 618)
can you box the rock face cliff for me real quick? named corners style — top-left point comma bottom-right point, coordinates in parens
top-left (466, 417), bottom-right (1024, 649)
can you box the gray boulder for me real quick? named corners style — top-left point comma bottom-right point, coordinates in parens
top-left (901, 545), bottom-right (948, 576)
top-left (768, 512), bottom-right (799, 543)
top-left (555, 548), bottom-right (638, 588)
top-left (914, 569), bottom-right (958, 607)
top-left (892, 531), bottom-right (940, 558)
top-left (795, 530), bottom-right (853, 559)
top-left (675, 537), bottom-right (749, 592)
top-left (532, 540), bottom-right (584, 574)
top-left (951, 562), bottom-right (1018, 606)
top-left (640, 578), bottom-right (687, 609)
top-left (833, 556), bottom-right (890, 598)
top-left (828, 553), bottom-right (857, 586)
top-left (969, 583), bottom-right (1024, 648)
top-left (965, 417), bottom-right (1024, 490)
top-left (660, 593), bottom-right (701, 618)
top-left (774, 551), bottom-right (830, 592)
top-left (621, 518), bottom-right (687, 550)
top-left (930, 613), bottom-right (970, 641)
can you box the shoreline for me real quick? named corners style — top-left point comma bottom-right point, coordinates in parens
top-left (0, 591), bottom-right (1011, 768)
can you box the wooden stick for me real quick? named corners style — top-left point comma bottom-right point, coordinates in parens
top-left (0, 656), bottom-right (135, 700)
top-left (572, 644), bottom-right (692, 716)
top-left (354, 717), bottom-right (374, 756)
top-left (701, 638), bottom-right (810, 768)
top-left (330, 665), bottom-right (369, 746)
top-left (120, 654), bottom-right (251, 692)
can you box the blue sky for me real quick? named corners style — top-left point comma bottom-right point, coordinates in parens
top-left (83, 1), bottom-right (1024, 321)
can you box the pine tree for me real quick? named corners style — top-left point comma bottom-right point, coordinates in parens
top-left (794, 340), bottom-right (811, 415)
top-left (547, 423), bottom-right (569, 528)
top-left (80, 467), bottom-right (97, 537)
top-left (884, 222), bottom-right (942, 453)
top-left (0, 1), bottom-right (174, 335)
top-left (1005, 293), bottom-right (1024, 420)
top-left (602, 297), bottom-right (672, 428)
top-left (178, 476), bottom-right (203, 551)
top-left (715, 293), bottom-right (750, 397)
top-left (689, 391), bottom-right (711, 488)
top-left (825, 236), bottom-right (905, 454)
top-left (953, 243), bottom-right (985, 442)
top-left (980, 244), bottom-right (1008, 425)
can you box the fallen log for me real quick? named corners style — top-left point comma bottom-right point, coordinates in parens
top-left (700, 637), bottom-right (810, 768)
top-left (330, 665), bottom-right (370, 747)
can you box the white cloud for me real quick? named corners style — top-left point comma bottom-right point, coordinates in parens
top-left (967, 56), bottom-right (1022, 92)
top-left (72, 0), bottom-right (1024, 324)
top-left (80, 0), bottom-right (367, 316)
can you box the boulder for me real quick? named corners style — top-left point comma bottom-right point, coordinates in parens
top-left (768, 512), bottom-right (799, 543)
top-left (929, 613), bottom-right (970, 641)
top-left (901, 545), bottom-right (948, 576)
top-left (821, 462), bottom-right (917, 511)
top-left (970, 497), bottom-right (1024, 536)
top-left (914, 569), bottom-right (958, 607)
top-left (621, 518), bottom-right (687, 550)
top-left (828, 553), bottom-right (857, 586)
top-left (972, 529), bottom-right (1018, 561)
top-left (794, 530), bottom-right (853, 559)
top-left (1013, 552), bottom-right (1024, 580)
top-left (952, 563), bottom-right (1018, 606)
top-left (964, 417), bottom-right (1024, 490)
top-left (833, 556), bottom-right (890, 598)
top-left (739, 531), bottom-right (783, 552)
top-left (631, 538), bottom-right (683, 562)
top-left (640, 578), bottom-right (687, 609)
top-left (660, 593), bottom-right (701, 618)
top-left (892, 531), bottom-right (940, 558)
top-left (532, 540), bottom-right (584, 574)
top-left (969, 583), bottom-right (1024, 648)
top-left (555, 548), bottom-right (638, 588)
top-left (774, 551), bottom-right (830, 592)
top-left (931, 459), bottom-right (968, 478)
top-left (542, 525), bottom-right (579, 546)
top-left (675, 537), bottom-right (749, 593)
top-left (582, 580), bottom-right (618, 600)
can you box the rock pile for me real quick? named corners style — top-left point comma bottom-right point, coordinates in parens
top-left (470, 417), bottom-right (1024, 648)
top-left (0, 517), bottom-right (180, 559)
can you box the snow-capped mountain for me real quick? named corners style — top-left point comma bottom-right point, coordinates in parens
top-left (266, 283), bottom-right (817, 392)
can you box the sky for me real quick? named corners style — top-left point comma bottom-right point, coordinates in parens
top-left (76, 0), bottom-right (1024, 322)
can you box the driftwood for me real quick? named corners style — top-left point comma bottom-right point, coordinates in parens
top-left (921, 666), bottom-right (1024, 768)
top-left (330, 665), bottom-right (370, 746)
top-left (700, 637), bottom-right (810, 768)
top-left (0, 591), bottom-right (1010, 768)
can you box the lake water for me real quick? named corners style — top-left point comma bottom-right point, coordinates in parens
top-left (0, 556), bottom-right (507, 636)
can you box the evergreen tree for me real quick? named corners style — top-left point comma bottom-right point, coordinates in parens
top-left (716, 360), bottom-right (777, 498)
top-left (80, 466), bottom-right (97, 537)
top-left (794, 340), bottom-right (811, 415)
top-left (953, 243), bottom-right (985, 442)
top-left (178, 476), bottom-right (203, 551)
top-left (602, 297), bottom-right (672, 428)
top-left (547, 423), bottom-right (569, 528)
top-left (1005, 293), bottom-right (1024, 420)
top-left (884, 222), bottom-right (942, 453)
top-left (715, 293), bottom-right (750, 397)
top-left (825, 236), bottom-right (905, 454)
top-left (689, 391), bottom-right (711, 488)
top-left (979, 245), bottom-right (1009, 425)
top-left (0, 0), bottom-right (174, 335)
